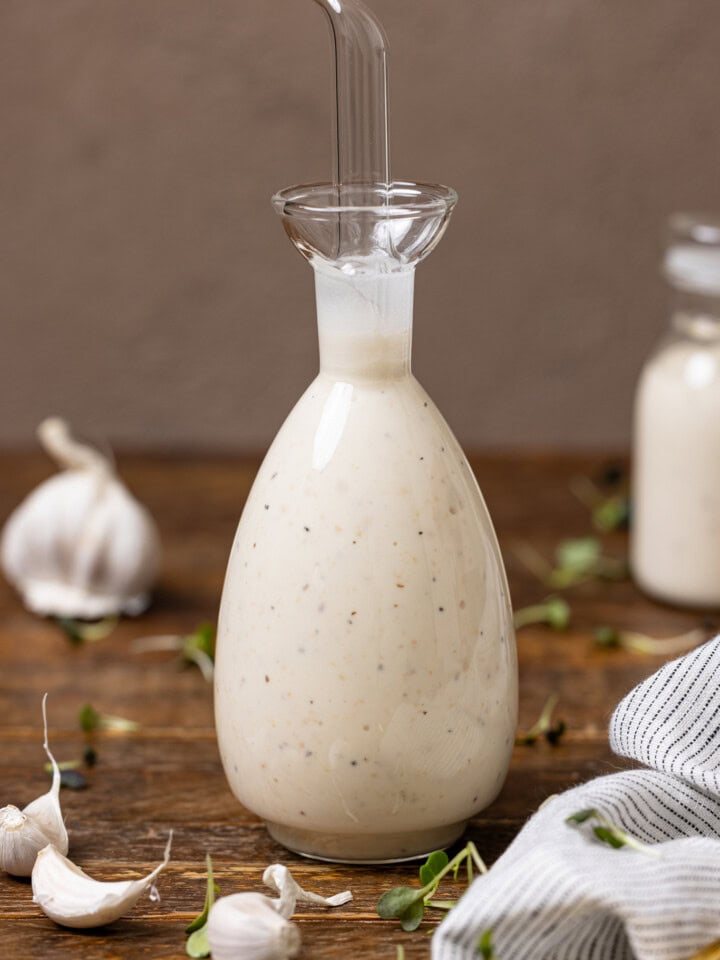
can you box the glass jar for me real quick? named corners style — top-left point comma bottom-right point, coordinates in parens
top-left (631, 213), bottom-right (720, 608)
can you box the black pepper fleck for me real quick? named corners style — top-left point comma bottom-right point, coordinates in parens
top-left (304, 526), bottom-right (310, 532)
top-left (271, 472), bottom-right (278, 479)
top-left (377, 663), bottom-right (385, 671)
top-left (439, 606), bottom-right (445, 612)
top-left (264, 504), bottom-right (270, 510)
top-left (265, 675), bottom-right (270, 683)
top-left (418, 531), bottom-right (423, 535)
top-left (350, 760), bottom-right (358, 767)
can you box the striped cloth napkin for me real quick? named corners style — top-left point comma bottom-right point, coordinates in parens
top-left (433, 637), bottom-right (720, 960)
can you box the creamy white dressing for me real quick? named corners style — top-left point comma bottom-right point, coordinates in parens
top-left (632, 329), bottom-right (720, 608)
top-left (215, 268), bottom-right (517, 861)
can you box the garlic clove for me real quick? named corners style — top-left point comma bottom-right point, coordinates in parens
top-left (31, 833), bottom-right (172, 929)
top-left (21, 694), bottom-right (68, 855)
top-left (262, 863), bottom-right (353, 918)
top-left (207, 893), bottom-right (302, 960)
top-left (1, 417), bottom-right (161, 619)
top-left (0, 694), bottom-right (68, 877)
top-left (0, 806), bottom-right (56, 878)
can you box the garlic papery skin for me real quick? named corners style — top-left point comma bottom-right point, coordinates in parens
top-left (0, 806), bottom-right (57, 878)
top-left (0, 694), bottom-right (68, 877)
top-left (262, 863), bottom-right (353, 918)
top-left (207, 893), bottom-right (302, 960)
top-left (1, 417), bottom-right (161, 619)
top-left (31, 833), bottom-right (172, 929)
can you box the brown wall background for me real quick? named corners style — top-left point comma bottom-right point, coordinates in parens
top-left (3, 1), bottom-right (720, 452)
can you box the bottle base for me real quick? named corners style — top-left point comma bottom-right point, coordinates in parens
top-left (266, 819), bottom-right (468, 864)
top-left (632, 568), bottom-right (720, 612)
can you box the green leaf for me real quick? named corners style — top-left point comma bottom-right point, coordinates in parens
top-left (399, 898), bottom-right (425, 932)
top-left (555, 537), bottom-right (601, 574)
top-left (56, 616), bottom-right (118, 645)
top-left (594, 626), bottom-right (621, 648)
top-left (194, 623), bottom-right (216, 659)
top-left (566, 808), bottom-right (597, 824)
top-left (477, 929), bottom-right (495, 959)
top-left (593, 495), bottom-right (630, 532)
top-left (593, 826), bottom-right (625, 849)
top-left (79, 703), bottom-right (101, 732)
top-left (185, 855), bottom-right (219, 934)
top-left (419, 850), bottom-right (449, 886)
top-left (185, 856), bottom-right (220, 957)
top-left (377, 887), bottom-right (422, 920)
top-left (186, 927), bottom-right (210, 958)
top-left (79, 703), bottom-right (139, 733)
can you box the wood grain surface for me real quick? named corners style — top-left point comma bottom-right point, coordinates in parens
top-left (0, 453), bottom-right (711, 959)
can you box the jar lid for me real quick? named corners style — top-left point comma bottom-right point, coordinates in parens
top-left (664, 213), bottom-right (720, 296)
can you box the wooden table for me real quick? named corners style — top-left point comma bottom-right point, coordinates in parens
top-left (0, 453), bottom-right (710, 959)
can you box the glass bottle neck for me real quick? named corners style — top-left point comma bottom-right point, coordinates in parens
top-left (314, 265), bottom-right (415, 380)
top-left (670, 288), bottom-right (720, 340)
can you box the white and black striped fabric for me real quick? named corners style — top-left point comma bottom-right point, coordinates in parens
top-left (433, 637), bottom-right (720, 960)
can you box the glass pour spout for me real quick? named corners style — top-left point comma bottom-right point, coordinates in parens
top-left (312, 0), bottom-right (390, 190)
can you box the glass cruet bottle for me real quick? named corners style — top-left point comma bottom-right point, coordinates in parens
top-left (214, 0), bottom-right (518, 863)
top-left (632, 213), bottom-right (720, 608)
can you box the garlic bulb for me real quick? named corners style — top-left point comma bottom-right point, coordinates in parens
top-left (206, 863), bottom-right (352, 960)
top-left (0, 694), bottom-right (68, 876)
top-left (207, 894), bottom-right (301, 960)
top-left (32, 833), bottom-right (172, 929)
top-left (1, 417), bottom-right (161, 618)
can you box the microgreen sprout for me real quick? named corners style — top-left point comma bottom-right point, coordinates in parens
top-left (570, 475), bottom-right (631, 532)
top-left (594, 626), bottom-right (706, 656)
top-left (79, 703), bottom-right (140, 733)
top-left (132, 622), bottom-right (216, 682)
top-left (515, 694), bottom-right (565, 746)
top-left (477, 929), bottom-right (496, 959)
top-left (566, 808), bottom-right (659, 855)
top-left (377, 843), bottom-right (487, 931)
top-left (513, 596), bottom-right (570, 631)
top-left (550, 538), bottom-right (627, 588)
top-left (55, 616), bottom-right (118, 646)
top-left (185, 854), bottom-right (220, 958)
top-left (513, 538), bottom-right (627, 589)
